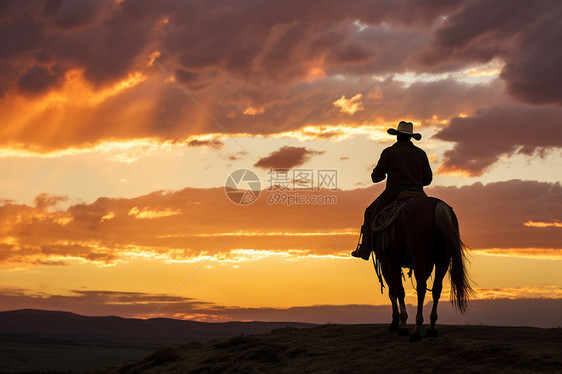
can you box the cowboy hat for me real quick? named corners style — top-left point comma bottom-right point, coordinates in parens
top-left (387, 121), bottom-right (422, 141)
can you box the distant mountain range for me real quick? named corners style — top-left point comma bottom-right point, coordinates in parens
top-left (0, 309), bottom-right (314, 372)
top-left (0, 309), bottom-right (314, 348)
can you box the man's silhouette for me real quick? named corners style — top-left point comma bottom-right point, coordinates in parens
top-left (352, 121), bottom-right (432, 260)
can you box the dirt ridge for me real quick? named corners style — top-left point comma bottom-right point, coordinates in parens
top-left (113, 324), bottom-right (562, 373)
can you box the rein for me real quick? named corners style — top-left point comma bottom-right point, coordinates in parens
top-left (406, 268), bottom-right (434, 292)
top-left (369, 255), bottom-right (434, 294)
top-left (371, 253), bottom-right (385, 294)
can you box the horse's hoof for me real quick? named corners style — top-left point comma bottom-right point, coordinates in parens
top-left (426, 329), bottom-right (438, 338)
top-left (409, 332), bottom-right (422, 342)
top-left (389, 322), bottom-right (399, 332)
top-left (397, 327), bottom-right (409, 336)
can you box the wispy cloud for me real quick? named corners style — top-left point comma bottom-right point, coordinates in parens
top-left (254, 146), bottom-right (324, 169)
top-left (333, 94), bottom-right (364, 115)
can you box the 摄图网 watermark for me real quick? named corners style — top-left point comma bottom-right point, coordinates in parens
top-left (224, 168), bottom-right (338, 205)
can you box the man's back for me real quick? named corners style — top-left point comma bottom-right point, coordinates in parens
top-left (372, 139), bottom-right (432, 191)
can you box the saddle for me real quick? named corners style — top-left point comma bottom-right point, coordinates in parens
top-left (371, 191), bottom-right (426, 232)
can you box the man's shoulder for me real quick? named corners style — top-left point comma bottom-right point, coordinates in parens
top-left (389, 141), bottom-right (429, 157)
top-left (411, 143), bottom-right (427, 153)
top-left (389, 141), bottom-right (425, 150)
top-left (382, 145), bottom-right (394, 152)
top-left (403, 141), bottom-right (427, 153)
top-left (380, 145), bottom-right (394, 156)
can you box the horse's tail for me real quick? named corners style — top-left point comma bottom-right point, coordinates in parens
top-left (435, 201), bottom-right (474, 313)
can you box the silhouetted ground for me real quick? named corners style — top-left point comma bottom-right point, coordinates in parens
top-left (113, 324), bottom-right (562, 374)
top-left (0, 309), bottom-right (311, 373)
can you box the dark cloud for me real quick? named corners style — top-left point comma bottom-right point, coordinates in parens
top-left (435, 105), bottom-right (562, 175)
top-left (500, 12), bottom-right (562, 105)
top-left (1, 0), bottom-right (560, 107)
top-left (414, 0), bottom-right (562, 105)
top-left (17, 64), bottom-right (66, 95)
top-left (254, 146), bottom-right (324, 169)
top-left (0, 287), bottom-right (210, 319)
top-left (158, 0), bottom-right (459, 83)
top-left (174, 68), bottom-right (200, 86)
top-left (186, 139), bottom-right (224, 148)
top-left (220, 151), bottom-right (247, 162)
top-left (0, 0), bottom-right (560, 180)
top-left (362, 78), bottom-right (506, 125)
top-left (154, 76), bottom-right (503, 140)
top-left (415, 0), bottom-right (543, 65)
top-left (0, 0), bottom-right (156, 91)
top-left (50, 0), bottom-right (110, 30)
top-left (430, 180), bottom-right (562, 250)
top-left (0, 0), bottom-right (453, 95)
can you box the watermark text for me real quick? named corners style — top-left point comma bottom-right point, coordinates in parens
top-left (267, 192), bottom-right (337, 206)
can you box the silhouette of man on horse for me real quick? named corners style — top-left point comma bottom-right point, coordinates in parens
top-left (351, 121), bottom-right (473, 339)
top-left (352, 121), bottom-right (432, 261)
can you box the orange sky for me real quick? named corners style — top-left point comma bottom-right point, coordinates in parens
top-left (0, 0), bottom-right (561, 325)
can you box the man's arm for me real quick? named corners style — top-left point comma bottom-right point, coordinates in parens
top-left (371, 149), bottom-right (388, 183)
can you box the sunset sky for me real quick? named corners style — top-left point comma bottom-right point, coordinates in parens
top-left (1, 0), bottom-right (561, 325)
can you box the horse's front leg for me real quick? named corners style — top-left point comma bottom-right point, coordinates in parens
top-left (411, 272), bottom-right (426, 341)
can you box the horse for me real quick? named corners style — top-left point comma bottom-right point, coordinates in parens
top-left (374, 196), bottom-right (474, 340)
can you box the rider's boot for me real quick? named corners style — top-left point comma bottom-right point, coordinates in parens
top-left (351, 225), bottom-right (372, 260)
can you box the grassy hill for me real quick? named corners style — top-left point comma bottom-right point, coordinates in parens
top-left (113, 324), bottom-right (562, 374)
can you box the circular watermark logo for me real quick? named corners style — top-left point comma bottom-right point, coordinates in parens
top-left (225, 169), bottom-right (261, 205)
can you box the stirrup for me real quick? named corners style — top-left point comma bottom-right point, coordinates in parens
top-left (356, 227), bottom-right (364, 250)
top-left (351, 226), bottom-right (371, 260)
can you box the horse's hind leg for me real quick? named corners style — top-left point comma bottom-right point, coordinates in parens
top-left (427, 260), bottom-right (448, 337)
